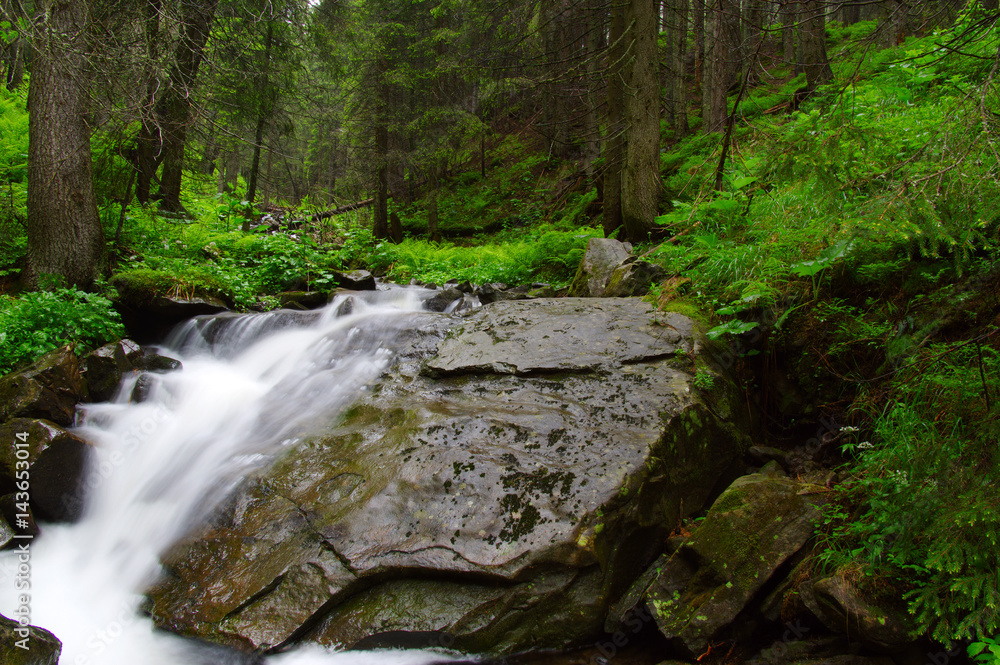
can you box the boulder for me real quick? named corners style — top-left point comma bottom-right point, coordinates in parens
top-left (83, 340), bottom-right (139, 403)
top-left (334, 270), bottom-right (377, 291)
top-left (147, 298), bottom-right (748, 655)
top-left (748, 638), bottom-right (892, 665)
top-left (0, 347), bottom-right (86, 426)
top-left (278, 291), bottom-right (328, 310)
top-left (636, 472), bottom-right (827, 657)
top-left (567, 238), bottom-right (633, 297)
top-left (423, 287), bottom-right (464, 312)
top-left (474, 283), bottom-right (510, 305)
top-left (115, 294), bottom-right (230, 343)
top-left (810, 574), bottom-right (917, 651)
top-left (0, 418), bottom-right (93, 522)
top-left (444, 279), bottom-right (474, 294)
top-left (604, 258), bottom-right (667, 298)
top-left (134, 352), bottom-right (183, 374)
top-left (0, 513), bottom-right (13, 549)
top-left (0, 613), bottom-right (62, 665)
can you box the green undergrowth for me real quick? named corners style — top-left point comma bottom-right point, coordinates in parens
top-left (642, 13), bottom-right (1000, 647)
top-left (371, 225), bottom-right (603, 286)
top-left (817, 338), bottom-right (1000, 643)
top-left (0, 284), bottom-right (125, 374)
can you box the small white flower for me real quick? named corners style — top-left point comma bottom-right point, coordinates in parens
top-left (840, 426), bottom-right (859, 433)
top-left (858, 441), bottom-right (874, 450)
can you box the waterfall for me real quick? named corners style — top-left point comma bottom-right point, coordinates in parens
top-left (0, 287), bottom-right (467, 665)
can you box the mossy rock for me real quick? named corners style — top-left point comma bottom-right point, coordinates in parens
top-left (0, 613), bottom-right (61, 665)
top-left (147, 298), bottom-right (749, 655)
top-left (639, 473), bottom-right (827, 657)
top-left (111, 269), bottom-right (231, 308)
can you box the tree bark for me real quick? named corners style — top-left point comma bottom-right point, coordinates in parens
top-left (25, 0), bottom-right (105, 288)
top-left (582, 0), bottom-right (603, 185)
top-left (664, 0), bottom-right (690, 138)
top-left (802, 0), bottom-right (833, 89)
top-left (621, 0), bottom-right (660, 241)
top-left (603, 2), bottom-right (625, 236)
top-left (781, 1), bottom-right (797, 69)
top-left (156, 0), bottom-right (218, 212)
top-left (245, 20), bottom-right (274, 213)
top-left (134, 0), bottom-right (161, 204)
top-left (703, 0), bottom-right (739, 133)
top-left (373, 122), bottom-right (389, 239)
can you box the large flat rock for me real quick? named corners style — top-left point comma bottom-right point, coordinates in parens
top-left (147, 298), bottom-right (747, 655)
top-left (425, 298), bottom-right (692, 375)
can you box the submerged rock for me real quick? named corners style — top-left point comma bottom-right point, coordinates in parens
top-left (278, 291), bottom-right (328, 310)
top-left (423, 287), bottom-right (465, 312)
top-left (147, 298), bottom-right (747, 655)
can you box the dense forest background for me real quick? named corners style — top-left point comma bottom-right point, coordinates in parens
top-left (1, 0), bottom-right (1000, 653)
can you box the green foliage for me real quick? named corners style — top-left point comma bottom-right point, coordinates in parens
top-left (0, 287), bottom-right (125, 374)
top-left (970, 637), bottom-right (1000, 665)
top-left (0, 85), bottom-right (28, 272)
top-left (818, 343), bottom-right (1000, 643)
top-left (375, 225), bottom-right (602, 286)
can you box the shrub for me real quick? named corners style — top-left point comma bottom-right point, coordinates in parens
top-left (0, 287), bottom-right (126, 374)
top-left (818, 343), bottom-right (1000, 643)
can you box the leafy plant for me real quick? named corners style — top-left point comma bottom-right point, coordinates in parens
top-left (817, 342), bottom-right (1000, 643)
top-left (970, 637), bottom-right (1000, 665)
top-left (0, 287), bottom-right (126, 374)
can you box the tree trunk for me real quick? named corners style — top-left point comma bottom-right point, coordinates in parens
top-left (603, 2), bottom-right (625, 236)
top-left (663, 0), bottom-right (676, 131)
top-left (665, 0), bottom-right (690, 138)
top-left (25, 0), bottom-right (105, 289)
top-left (156, 0), bottom-right (218, 212)
top-left (373, 122), bottom-right (389, 240)
top-left (703, 0), bottom-right (739, 133)
top-left (2, 35), bottom-right (24, 90)
top-left (843, 1), bottom-right (861, 24)
top-left (745, 0), bottom-right (764, 84)
top-left (694, 0), bottom-right (705, 87)
top-left (245, 20), bottom-right (274, 214)
top-left (621, 0), bottom-right (660, 242)
top-left (781, 1), bottom-right (797, 69)
top-left (802, 0), bottom-right (833, 89)
top-left (134, 0), bottom-right (161, 204)
top-left (583, 0), bottom-right (603, 185)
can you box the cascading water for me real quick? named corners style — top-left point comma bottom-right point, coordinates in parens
top-left (0, 287), bottom-right (468, 665)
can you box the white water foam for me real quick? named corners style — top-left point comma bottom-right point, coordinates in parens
top-left (0, 287), bottom-right (466, 665)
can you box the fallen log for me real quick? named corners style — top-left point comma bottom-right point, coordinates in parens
top-left (311, 196), bottom-right (390, 222)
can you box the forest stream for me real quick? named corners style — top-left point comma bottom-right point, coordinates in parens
top-left (0, 288), bottom-right (469, 664)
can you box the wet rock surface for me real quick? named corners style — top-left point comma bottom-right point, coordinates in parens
top-left (0, 613), bottom-right (62, 665)
top-left (0, 347), bottom-right (86, 427)
top-left (0, 418), bottom-right (93, 522)
top-left (634, 472), bottom-right (827, 657)
top-left (567, 239), bottom-right (633, 297)
top-left (147, 297), bottom-right (748, 655)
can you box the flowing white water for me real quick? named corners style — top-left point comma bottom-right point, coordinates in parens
top-left (0, 287), bottom-right (467, 665)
